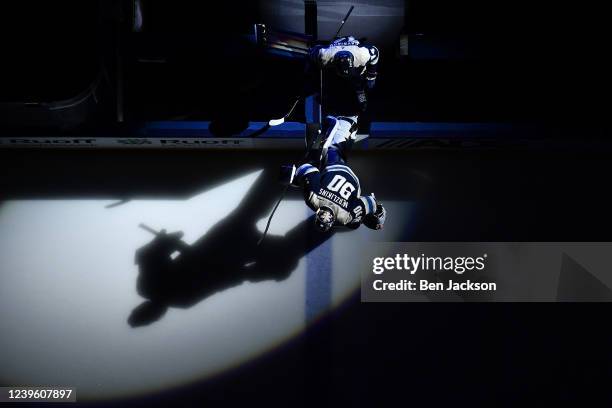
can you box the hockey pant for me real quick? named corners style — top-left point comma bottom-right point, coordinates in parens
top-left (319, 115), bottom-right (358, 168)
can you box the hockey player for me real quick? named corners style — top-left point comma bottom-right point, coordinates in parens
top-left (304, 35), bottom-right (380, 171)
top-left (308, 35), bottom-right (379, 115)
top-left (280, 131), bottom-right (387, 232)
top-left (307, 35), bottom-right (378, 144)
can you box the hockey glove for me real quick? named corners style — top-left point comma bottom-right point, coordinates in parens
top-left (356, 90), bottom-right (368, 112)
top-left (363, 203), bottom-right (386, 230)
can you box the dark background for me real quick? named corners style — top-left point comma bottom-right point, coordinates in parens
top-left (1, 0), bottom-right (610, 130)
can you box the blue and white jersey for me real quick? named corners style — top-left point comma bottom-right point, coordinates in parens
top-left (307, 36), bottom-right (379, 116)
top-left (311, 36), bottom-right (379, 80)
top-left (292, 162), bottom-right (378, 228)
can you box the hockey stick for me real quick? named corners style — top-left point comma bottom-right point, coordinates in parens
top-left (257, 184), bottom-right (290, 246)
top-left (257, 129), bottom-right (317, 246)
top-left (269, 96), bottom-right (301, 126)
top-left (333, 5), bottom-right (354, 39)
top-left (247, 96), bottom-right (302, 138)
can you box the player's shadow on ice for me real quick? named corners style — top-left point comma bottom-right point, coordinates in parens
top-left (128, 169), bottom-right (334, 327)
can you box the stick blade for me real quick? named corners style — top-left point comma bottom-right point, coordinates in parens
top-left (269, 118), bottom-right (285, 126)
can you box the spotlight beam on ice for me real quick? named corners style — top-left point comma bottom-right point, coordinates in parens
top-left (0, 168), bottom-right (414, 400)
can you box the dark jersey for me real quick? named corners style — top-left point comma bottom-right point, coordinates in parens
top-left (293, 163), bottom-right (378, 228)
